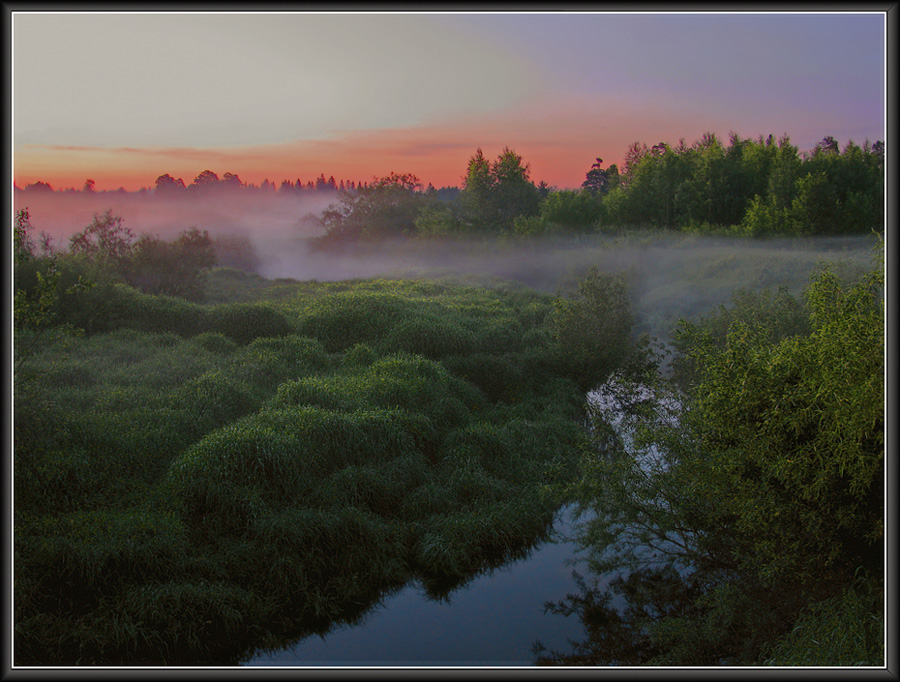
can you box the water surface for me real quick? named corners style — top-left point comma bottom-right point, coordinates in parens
top-left (244, 507), bottom-right (589, 667)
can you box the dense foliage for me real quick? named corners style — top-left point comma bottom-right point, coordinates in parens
top-left (538, 256), bottom-right (884, 665)
top-left (14, 224), bottom-right (639, 663)
top-left (307, 133), bottom-right (882, 247)
top-left (13, 128), bottom-right (885, 666)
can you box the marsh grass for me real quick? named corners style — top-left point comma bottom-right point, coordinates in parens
top-left (14, 271), bottom-right (593, 664)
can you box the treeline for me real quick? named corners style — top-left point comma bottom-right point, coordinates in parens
top-left (604, 133), bottom-right (884, 235)
top-left (310, 133), bottom-right (883, 246)
top-left (151, 170), bottom-right (407, 196)
top-left (17, 132), bottom-right (883, 238)
top-left (16, 170), bottom-right (457, 197)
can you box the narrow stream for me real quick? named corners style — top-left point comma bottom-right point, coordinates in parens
top-left (243, 505), bottom-right (591, 667)
top-left (242, 380), bottom-right (664, 667)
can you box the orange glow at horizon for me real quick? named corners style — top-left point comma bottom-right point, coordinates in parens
top-left (14, 141), bottom-right (620, 193)
top-left (14, 91), bottom-right (754, 193)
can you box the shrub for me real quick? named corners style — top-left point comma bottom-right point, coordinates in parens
top-left (513, 215), bottom-right (549, 237)
top-left (540, 189), bottom-right (602, 230)
top-left (552, 268), bottom-right (636, 392)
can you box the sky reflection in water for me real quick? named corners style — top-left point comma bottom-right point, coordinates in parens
top-left (246, 509), bottom-right (590, 667)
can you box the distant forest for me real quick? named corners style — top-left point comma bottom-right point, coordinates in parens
top-left (17, 132), bottom-right (884, 241)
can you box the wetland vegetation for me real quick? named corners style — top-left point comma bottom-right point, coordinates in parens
top-left (12, 132), bottom-right (885, 666)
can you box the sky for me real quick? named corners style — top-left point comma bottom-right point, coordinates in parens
top-left (11, 11), bottom-right (887, 191)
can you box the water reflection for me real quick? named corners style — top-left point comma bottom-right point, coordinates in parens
top-left (244, 507), bottom-right (589, 667)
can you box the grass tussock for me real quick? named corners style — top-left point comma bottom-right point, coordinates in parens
top-left (14, 272), bottom-right (603, 664)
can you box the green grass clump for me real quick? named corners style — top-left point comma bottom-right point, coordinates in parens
top-left (56, 280), bottom-right (293, 344)
top-left (191, 331), bottom-right (239, 355)
top-left (271, 352), bottom-right (479, 457)
top-left (442, 352), bottom-right (525, 402)
top-left (379, 314), bottom-right (477, 358)
top-left (169, 406), bottom-right (421, 532)
top-left (16, 509), bottom-right (189, 618)
top-left (168, 371), bottom-right (260, 439)
top-left (204, 303), bottom-right (292, 344)
top-left (228, 334), bottom-right (332, 394)
top-left (411, 495), bottom-right (554, 581)
top-left (14, 271), bottom-right (594, 665)
top-left (294, 291), bottom-right (416, 352)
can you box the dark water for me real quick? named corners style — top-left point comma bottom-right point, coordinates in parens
top-left (243, 506), bottom-right (590, 667)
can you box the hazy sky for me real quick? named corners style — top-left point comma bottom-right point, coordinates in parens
top-left (12, 11), bottom-right (886, 190)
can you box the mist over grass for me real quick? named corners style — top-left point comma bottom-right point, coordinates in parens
top-left (12, 189), bottom-right (334, 246)
top-left (15, 189), bottom-right (877, 342)
top-left (13, 186), bottom-right (881, 665)
top-left (254, 232), bottom-right (877, 342)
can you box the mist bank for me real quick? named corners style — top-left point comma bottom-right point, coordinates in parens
top-left (12, 189), bottom-right (335, 247)
top-left (14, 189), bottom-right (877, 340)
top-left (254, 232), bottom-right (877, 340)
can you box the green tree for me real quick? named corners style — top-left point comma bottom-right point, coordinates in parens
top-left (155, 174), bottom-right (186, 194)
top-left (318, 172), bottom-right (428, 244)
top-left (221, 172), bottom-right (243, 190)
top-left (459, 147), bottom-right (540, 231)
top-left (539, 190), bottom-right (602, 231)
top-left (189, 169), bottom-right (220, 192)
top-left (14, 209), bottom-right (90, 371)
top-left (69, 209), bottom-right (136, 266)
top-left (741, 135), bottom-right (803, 236)
top-left (551, 268), bottom-right (636, 392)
top-left (582, 158), bottom-right (619, 196)
top-left (122, 228), bottom-right (217, 300)
top-left (491, 147), bottom-right (542, 226)
top-left (553, 258), bottom-right (884, 664)
top-left (459, 148), bottom-right (497, 230)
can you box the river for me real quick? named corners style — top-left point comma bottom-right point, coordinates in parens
top-left (242, 505), bottom-right (593, 667)
top-left (241, 381), bottom-right (662, 668)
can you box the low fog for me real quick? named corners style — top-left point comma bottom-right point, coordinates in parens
top-left (15, 190), bottom-right (878, 341)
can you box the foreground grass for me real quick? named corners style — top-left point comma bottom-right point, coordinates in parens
top-left (14, 275), bottom-right (592, 665)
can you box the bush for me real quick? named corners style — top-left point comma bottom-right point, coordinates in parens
top-left (765, 573), bottom-right (884, 666)
top-left (415, 203), bottom-right (464, 236)
top-left (513, 215), bottom-right (549, 237)
top-left (552, 268), bottom-right (636, 392)
top-left (539, 190), bottom-right (602, 230)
